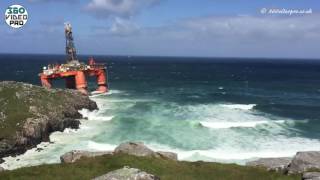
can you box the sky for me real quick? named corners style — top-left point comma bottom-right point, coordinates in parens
top-left (0, 0), bottom-right (319, 59)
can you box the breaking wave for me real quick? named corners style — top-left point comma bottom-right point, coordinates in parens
top-left (220, 104), bottom-right (256, 110)
top-left (199, 120), bottom-right (285, 129)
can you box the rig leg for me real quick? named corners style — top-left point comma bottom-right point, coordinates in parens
top-left (95, 69), bottom-right (108, 93)
top-left (40, 76), bottom-right (52, 88)
top-left (75, 71), bottom-right (88, 95)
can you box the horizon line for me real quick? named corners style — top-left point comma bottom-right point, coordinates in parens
top-left (0, 52), bottom-right (319, 61)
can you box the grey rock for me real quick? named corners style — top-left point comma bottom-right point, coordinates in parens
top-left (114, 142), bottom-right (177, 160)
top-left (0, 167), bottom-right (4, 172)
top-left (155, 151), bottom-right (178, 161)
top-left (114, 142), bottom-right (154, 157)
top-left (92, 166), bottom-right (160, 180)
top-left (246, 157), bottom-right (292, 172)
top-left (288, 151), bottom-right (320, 174)
top-left (303, 172), bottom-right (320, 180)
top-left (61, 150), bottom-right (113, 163)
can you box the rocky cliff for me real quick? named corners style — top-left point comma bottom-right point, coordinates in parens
top-left (0, 81), bottom-right (97, 161)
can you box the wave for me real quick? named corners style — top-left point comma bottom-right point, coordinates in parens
top-left (220, 104), bottom-right (256, 110)
top-left (199, 120), bottom-right (285, 129)
top-left (147, 137), bottom-right (320, 164)
top-left (105, 90), bottom-right (124, 95)
top-left (90, 90), bottom-right (124, 98)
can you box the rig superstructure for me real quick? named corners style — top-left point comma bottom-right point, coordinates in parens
top-left (39, 23), bottom-right (108, 95)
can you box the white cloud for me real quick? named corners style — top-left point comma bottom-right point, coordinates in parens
top-left (109, 18), bottom-right (140, 36)
top-left (85, 0), bottom-right (160, 18)
top-left (94, 17), bottom-right (140, 36)
top-left (89, 14), bottom-right (320, 58)
top-left (179, 15), bottom-right (320, 41)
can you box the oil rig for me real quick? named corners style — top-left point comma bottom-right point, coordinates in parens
top-left (39, 23), bottom-right (108, 95)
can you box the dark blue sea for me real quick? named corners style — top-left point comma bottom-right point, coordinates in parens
top-left (1, 54), bottom-right (320, 169)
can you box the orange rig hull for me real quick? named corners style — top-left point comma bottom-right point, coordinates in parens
top-left (40, 68), bottom-right (108, 95)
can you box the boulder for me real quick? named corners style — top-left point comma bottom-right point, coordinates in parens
top-left (302, 172), bottom-right (320, 180)
top-left (288, 151), bottom-right (320, 174)
top-left (114, 142), bottom-right (154, 157)
top-left (246, 157), bottom-right (292, 172)
top-left (114, 142), bottom-right (177, 161)
top-left (60, 150), bottom-right (113, 163)
top-left (92, 166), bottom-right (160, 180)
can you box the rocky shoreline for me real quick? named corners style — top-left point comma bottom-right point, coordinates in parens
top-left (0, 81), bottom-right (97, 162)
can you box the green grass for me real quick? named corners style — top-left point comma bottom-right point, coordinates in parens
top-left (0, 154), bottom-right (300, 180)
top-left (0, 85), bottom-right (32, 139)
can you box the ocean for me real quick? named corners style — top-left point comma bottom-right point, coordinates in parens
top-left (1, 54), bottom-right (320, 169)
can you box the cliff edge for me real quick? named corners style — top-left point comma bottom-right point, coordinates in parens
top-left (0, 81), bottom-right (97, 161)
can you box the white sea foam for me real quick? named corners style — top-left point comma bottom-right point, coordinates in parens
top-left (220, 104), bottom-right (256, 110)
top-left (146, 137), bottom-right (320, 165)
top-left (199, 120), bottom-right (285, 129)
top-left (63, 128), bottom-right (78, 133)
top-left (106, 90), bottom-right (124, 95)
top-left (79, 109), bottom-right (114, 121)
top-left (90, 90), bottom-right (124, 98)
top-left (87, 141), bottom-right (117, 151)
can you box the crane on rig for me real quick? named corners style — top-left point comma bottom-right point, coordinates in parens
top-left (39, 23), bottom-right (108, 95)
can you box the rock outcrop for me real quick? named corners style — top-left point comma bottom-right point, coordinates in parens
top-left (61, 150), bottom-right (113, 163)
top-left (246, 157), bottom-right (292, 172)
top-left (114, 142), bottom-right (178, 161)
top-left (114, 142), bottom-right (155, 157)
top-left (92, 166), bottom-right (160, 180)
top-left (287, 151), bottom-right (320, 174)
top-left (0, 81), bottom-right (97, 160)
top-left (302, 172), bottom-right (320, 180)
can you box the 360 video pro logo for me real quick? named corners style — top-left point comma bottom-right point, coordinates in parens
top-left (5, 5), bottom-right (28, 28)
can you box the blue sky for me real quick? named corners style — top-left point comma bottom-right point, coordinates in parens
top-left (1, 0), bottom-right (319, 58)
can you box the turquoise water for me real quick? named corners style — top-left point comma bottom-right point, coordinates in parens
top-left (1, 54), bottom-right (320, 169)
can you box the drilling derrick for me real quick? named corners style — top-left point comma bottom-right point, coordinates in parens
top-left (39, 23), bottom-right (108, 95)
top-left (65, 23), bottom-right (78, 63)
